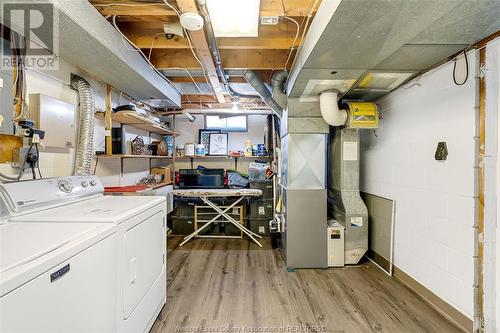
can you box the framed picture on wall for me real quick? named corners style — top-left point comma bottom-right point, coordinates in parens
top-left (208, 133), bottom-right (228, 156)
top-left (199, 129), bottom-right (220, 151)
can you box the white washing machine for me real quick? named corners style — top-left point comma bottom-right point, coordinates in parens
top-left (0, 176), bottom-right (167, 333)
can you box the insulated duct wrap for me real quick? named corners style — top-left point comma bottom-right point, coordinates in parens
top-left (271, 71), bottom-right (288, 110)
top-left (71, 76), bottom-right (96, 176)
top-left (243, 70), bottom-right (283, 118)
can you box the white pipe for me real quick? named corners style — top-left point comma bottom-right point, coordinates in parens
top-left (319, 90), bottom-right (347, 126)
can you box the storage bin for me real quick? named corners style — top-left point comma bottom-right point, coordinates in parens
top-left (249, 198), bottom-right (274, 218)
top-left (223, 222), bottom-right (243, 236)
top-left (197, 221), bottom-right (220, 235)
top-left (172, 217), bottom-right (195, 235)
top-left (173, 201), bottom-right (195, 218)
top-left (247, 218), bottom-right (271, 236)
top-left (249, 180), bottom-right (273, 199)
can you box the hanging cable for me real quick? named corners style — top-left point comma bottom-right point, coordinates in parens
top-left (453, 50), bottom-right (469, 86)
top-left (16, 144), bottom-right (33, 181)
top-left (283, 16), bottom-right (300, 70)
top-left (148, 32), bottom-right (165, 61)
top-left (35, 143), bottom-right (43, 179)
top-left (111, 15), bottom-right (181, 94)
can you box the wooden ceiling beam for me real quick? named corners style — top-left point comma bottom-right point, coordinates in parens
top-left (123, 21), bottom-right (299, 50)
top-left (153, 49), bottom-right (290, 70)
top-left (91, 0), bottom-right (316, 18)
top-left (176, 0), bottom-right (225, 103)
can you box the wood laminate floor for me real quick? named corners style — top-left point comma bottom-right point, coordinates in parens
top-left (151, 237), bottom-right (463, 333)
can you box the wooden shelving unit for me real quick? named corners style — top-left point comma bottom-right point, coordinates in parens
top-left (175, 155), bottom-right (273, 169)
top-left (97, 154), bottom-right (173, 160)
top-left (112, 111), bottom-right (177, 136)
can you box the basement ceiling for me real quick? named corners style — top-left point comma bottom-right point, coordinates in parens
top-left (90, 0), bottom-right (319, 109)
top-left (287, 0), bottom-right (500, 101)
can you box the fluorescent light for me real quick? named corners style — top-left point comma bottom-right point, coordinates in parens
top-left (206, 0), bottom-right (260, 37)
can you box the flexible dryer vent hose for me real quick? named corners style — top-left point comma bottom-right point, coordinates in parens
top-left (71, 76), bottom-right (96, 176)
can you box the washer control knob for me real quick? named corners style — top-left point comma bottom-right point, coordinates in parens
top-left (81, 181), bottom-right (88, 188)
top-left (90, 180), bottom-right (97, 187)
top-left (58, 180), bottom-right (73, 193)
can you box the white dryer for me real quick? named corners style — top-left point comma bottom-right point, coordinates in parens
top-left (0, 176), bottom-right (167, 333)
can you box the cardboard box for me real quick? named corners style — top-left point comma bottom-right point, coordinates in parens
top-left (151, 166), bottom-right (172, 184)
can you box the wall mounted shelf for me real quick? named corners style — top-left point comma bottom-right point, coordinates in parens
top-left (112, 111), bottom-right (177, 136)
top-left (97, 154), bottom-right (173, 160)
top-left (174, 155), bottom-right (273, 169)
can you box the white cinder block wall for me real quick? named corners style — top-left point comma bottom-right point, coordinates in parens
top-left (360, 52), bottom-right (478, 317)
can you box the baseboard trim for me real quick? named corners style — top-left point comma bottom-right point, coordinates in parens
top-left (392, 266), bottom-right (472, 333)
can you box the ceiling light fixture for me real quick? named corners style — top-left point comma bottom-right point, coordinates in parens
top-left (206, 0), bottom-right (260, 37)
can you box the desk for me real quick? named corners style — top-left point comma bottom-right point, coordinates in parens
top-left (174, 189), bottom-right (263, 247)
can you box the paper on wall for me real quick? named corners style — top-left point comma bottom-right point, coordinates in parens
top-left (343, 142), bottom-right (358, 161)
top-left (351, 216), bottom-right (363, 227)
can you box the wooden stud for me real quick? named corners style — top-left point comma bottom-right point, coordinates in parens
top-left (0, 134), bottom-right (22, 163)
top-left (477, 47), bottom-right (486, 331)
top-left (105, 83), bottom-right (113, 156)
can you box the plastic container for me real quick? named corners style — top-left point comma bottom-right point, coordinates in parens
top-left (195, 144), bottom-right (205, 156)
top-left (176, 145), bottom-right (185, 157)
top-left (244, 140), bottom-right (253, 157)
top-left (248, 162), bottom-right (269, 181)
top-left (184, 143), bottom-right (195, 156)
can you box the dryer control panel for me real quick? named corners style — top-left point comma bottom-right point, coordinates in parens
top-left (0, 176), bottom-right (104, 216)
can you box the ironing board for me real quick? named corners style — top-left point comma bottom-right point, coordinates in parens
top-left (174, 189), bottom-right (263, 247)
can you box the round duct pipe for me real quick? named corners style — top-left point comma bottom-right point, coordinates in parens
top-left (319, 90), bottom-right (347, 126)
top-left (71, 76), bottom-right (96, 176)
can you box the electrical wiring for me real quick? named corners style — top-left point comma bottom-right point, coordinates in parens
top-left (12, 32), bottom-right (29, 121)
top-left (162, 0), bottom-right (181, 16)
top-left (184, 30), bottom-right (213, 95)
top-left (35, 144), bottom-right (42, 179)
top-left (16, 144), bottom-right (33, 181)
top-left (185, 69), bottom-right (202, 94)
top-left (159, 0), bottom-right (216, 97)
top-left (453, 50), bottom-right (469, 86)
top-left (148, 32), bottom-right (165, 61)
top-left (93, 3), bottom-right (162, 8)
top-left (281, 0), bottom-right (287, 15)
top-left (93, 156), bottom-right (99, 175)
top-left (111, 15), bottom-right (181, 94)
top-left (283, 16), bottom-right (300, 70)
top-left (0, 171), bottom-right (19, 182)
top-left (287, 0), bottom-right (317, 72)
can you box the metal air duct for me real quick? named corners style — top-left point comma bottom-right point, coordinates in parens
top-left (271, 71), bottom-right (288, 110)
top-left (71, 76), bottom-right (95, 176)
top-left (243, 70), bottom-right (283, 118)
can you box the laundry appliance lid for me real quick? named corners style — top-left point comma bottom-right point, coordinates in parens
top-left (10, 195), bottom-right (165, 224)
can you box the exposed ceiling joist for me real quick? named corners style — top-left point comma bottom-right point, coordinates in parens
top-left (123, 22), bottom-right (299, 50)
top-left (91, 0), bottom-right (317, 18)
top-left (153, 49), bottom-right (290, 69)
top-left (176, 0), bottom-right (225, 103)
